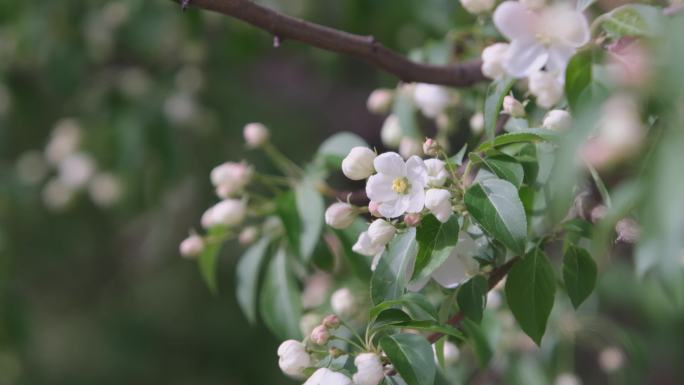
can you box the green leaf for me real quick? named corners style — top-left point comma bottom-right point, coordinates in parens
top-left (599, 4), bottom-right (664, 39)
top-left (472, 153), bottom-right (524, 188)
top-left (198, 226), bottom-right (227, 294)
top-left (483, 77), bottom-right (516, 139)
top-left (562, 246), bottom-right (598, 309)
top-left (276, 191), bottom-right (300, 254)
top-left (317, 132), bottom-right (368, 168)
top-left (565, 51), bottom-right (593, 112)
top-left (390, 321), bottom-right (465, 341)
top-left (373, 308), bottom-right (412, 329)
top-left (295, 179), bottom-right (324, 262)
top-left (456, 275), bottom-right (489, 323)
top-left (370, 292), bottom-right (438, 321)
top-left (410, 215), bottom-right (460, 284)
top-left (461, 318), bottom-right (493, 367)
top-left (464, 178), bottom-right (527, 255)
top-left (576, 0), bottom-right (596, 11)
top-left (380, 333), bottom-right (436, 385)
top-left (450, 143), bottom-right (468, 166)
top-left (235, 237), bottom-right (271, 324)
top-left (371, 229), bottom-right (418, 305)
top-left (260, 247), bottom-right (302, 340)
top-left (505, 249), bottom-right (556, 345)
top-left (476, 129), bottom-right (558, 152)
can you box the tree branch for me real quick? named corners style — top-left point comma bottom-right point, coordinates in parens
top-left (176, 0), bottom-right (487, 87)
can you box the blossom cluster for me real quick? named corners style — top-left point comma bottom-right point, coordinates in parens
top-left (15, 118), bottom-right (123, 210)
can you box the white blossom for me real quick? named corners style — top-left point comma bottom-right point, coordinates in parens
top-left (352, 231), bottom-right (385, 257)
top-left (413, 83), bottom-right (450, 118)
top-left (366, 152), bottom-right (427, 218)
top-left (381, 115), bottom-right (403, 148)
top-left (367, 219), bottom-right (396, 246)
top-left (502, 95), bottom-right (525, 117)
top-left (277, 340), bottom-right (311, 379)
top-left (425, 159), bottom-right (448, 187)
top-left (243, 122), bottom-right (270, 147)
top-left (461, 0), bottom-right (495, 15)
top-left (529, 70), bottom-right (564, 109)
top-left (325, 202), bottom-right (357, 229)
top-left (470, 112), bottom-right (485, 135)
top-left (493, 1), bottom-right (590, 78)
top-left (367, 89), bottom-right (394, 114)
top-left (429, 232), bottom-right (481, 288)
top-left (434, 341), bottom-right (460, 365)
top-left (238, 226), bottom-right (259, 245)
top-left (353, 353), bottom-right (385, 385)
top-left (520, 0), bottom-right (545, 10)
top-left (398, 138), bottom-right (422, 159)
top-left (598, 347), bottom-right (625, 373)
top-left (42, 178), bottom-right (75, 211)
top-left (342, 147), bottom-right (376, 180)
top-left (304, 368), bottom-right (352, 385)
top-left (481, 43), bottom-right (510, 80)
top-left (45, 118), bottom-right (81, 165)
top-left (179, 234), bottom-right (204, 258)
top-left (210, 161), bottom-right (253, 198)
top-left (88, 172), bottom-right (122, 207)
top-left (58, 152), bottom-right (96, 189)
top-left (425, 189), bottom-right (453, 223)
top-left (330, 287), bottom-right (357, 318)
top-left (543, 109), bottom-right (572, 131)
top-left (203, 199), bottom-right (246, 228)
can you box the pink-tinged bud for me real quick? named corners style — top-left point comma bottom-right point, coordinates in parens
top-left (325, 202), bottom-right (357, 229)
top-left (310, 325), bottom-right (330, 345)
top-left (238, 226), bottom-right (259, 245)
top-left (368, 201), bottom-right (382, 217)
top-left (322, 314), bottom-right (340, 329)
top-left (404, 213), bottom-right (421, 227)
top-left (615, 218), bottom-right (640, 243)
top-left (366, 89), bottom-right (394, 114)
top-left (422, 138), bottom-right (440, 157)
top-left (243, 122), bottom-right (270, 148)
top-left (590, 205), bottom-right (607, 223)
top-left (179, 234), bottom-right (204, 258)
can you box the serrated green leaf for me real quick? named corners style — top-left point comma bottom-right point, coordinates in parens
top-left (473, 153), bottom-right (524, 188)
top-left (235, 237), bottom-right (271, 324)
top-left (370, 292), bottom-right (438, 321)
top-left (198, 226), bottom-right (227, 294)
top-left (260, 247), bottom-right (302, 340)
top-left (565, 51), bottom-right (593, 112)
top-left (373, 308), bottom-right (412, 329)
top-left (562, 246), bottom-right (597, 309)
top-left (476, 129), bottom-right (558, 152)
top-left (599, 4), bottom-right (664, 38)
top-left (380, 333), bottom-right (436, 385)
top-left (464, 178), bottom-right (527, 255)
top-left (505, 249), bottom-right (556, 345)
top-left (391, 320), bottom-right (465, 341)
top-left (371, 229), bottom-right (418, 305)
top-left (410, 215), bottom-right (460, 284)
top-left (484, 77), bottom-right (516, 139)
top-left (456, 275), bottom-right (488, 323)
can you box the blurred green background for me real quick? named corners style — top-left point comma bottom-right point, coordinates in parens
top-left (0, 0), bottom-right (682, 384)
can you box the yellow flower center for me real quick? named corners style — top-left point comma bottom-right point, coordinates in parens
top-left (391, 177), bottom-right (410, 194)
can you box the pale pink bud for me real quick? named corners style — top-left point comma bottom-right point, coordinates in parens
top-left (238, 226), bottom-right (259, 245)
top-left (179, 234), bottom-right (204, 258)
top-left (404, 213), bottom-right (422, 227)
top-left (422, 138), bottom-right (440, 157)
top-left (368, 201), bottom-right (382, 217)
top-left (243, 122), bottom-right (270, 148)
top-left (502, 95), bottom-right (525, 118)
top-left (310, 325), bottom-right (330, 345)
top-left (322, 314), bottom-right (341, 329)
top-left (366, 89), bottom-right (394, 114)
top-left (325, 202), bottom-right (357, 229)
top-left (615, 218), bottom-right (640, 243)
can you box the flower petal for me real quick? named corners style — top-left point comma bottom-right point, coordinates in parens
top-left (373, 152), bottom-right (405, 177)
top-left (405, 156), bottom-right (428, 186)
top-left (546, 44), bottom-right (576, 76)
top-left (503, 37), bottom-right (548, 78)
top-left (406, 185), bottom-right (425, 213)
top-left (379, 196), bottom-right (410, 218)
top-left (430, 252), bottom-right (469, 288)
top-left (493, 1), bottom-right (538, 41)
top-left (366, 173), bottom-right (397, 202)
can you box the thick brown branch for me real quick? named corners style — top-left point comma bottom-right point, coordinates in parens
top-left (177, 0), bottom-right (487, 87)
top-left (426, 257), bottom-right (518, 343)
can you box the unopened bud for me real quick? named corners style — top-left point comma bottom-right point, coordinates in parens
top-left (404, 213), bottom-right (421, 227)
top-left (422, 138), bottom-right (440, 157)
top-left (243, 122), bottom-right (270, 148)
top-left (310, 325), bottom-right (330, 345)
top-left (502, 95), bottom-right (525, 118)
top-left (325, 202), bottom-right (357, 229)
top-left (322, 314), bottom-right (341, 329)
top-left (179, 234), bottom-right (204, 258)
top-left (366, 89), bottom-right (394, 114)
top-left (543, 109), bottom-right (572, 132)
top-left (238, 226), bottom-right (259, 245)
top-left (342, 147), bottom-right (376, 180)
top-left (368, 201), bottom-right (382, 217)
top-left (470, 112), bottom-right (485, 135)
top-left (615, 218), bottom-right (640, 243)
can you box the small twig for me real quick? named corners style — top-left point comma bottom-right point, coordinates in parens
top-left (173, 0), bottom-right (486, 87)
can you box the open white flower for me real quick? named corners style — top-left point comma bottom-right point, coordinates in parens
top-left (425, 189), bottom-right (453, 223)
top-left (493, 1), bottom-right (590, 78)
top-left (366, 152), bottom-right (427, 218)
top-left (425, 159), bottom-right (448, 187)
top-left (304, 368), bottom-right (352, 385)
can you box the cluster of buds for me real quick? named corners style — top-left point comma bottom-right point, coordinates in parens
top-left (179, 123), bottom-right (272, 258)
top-left (309, 314), bottom-right (340, 345)
top-left (15, 118), bottom-right (123, 211)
